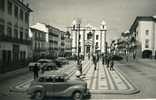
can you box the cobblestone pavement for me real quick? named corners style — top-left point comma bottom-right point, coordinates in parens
top-left (10, 59), bottom-right (138, 95)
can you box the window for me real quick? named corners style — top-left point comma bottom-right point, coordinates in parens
top-left (20, 51), bottom-right (25, 60)
top-left (13, 44), bottom-right (19, 62)
top-left (14, 5), bottom-right (18, 18)
top-left (14, 28), bottom-right (18, 39)
top-left (55, 77), bottom-right (65, 82)
top-left (87, 32), bottom-right (92, 39)
top-left (79, 34), bottom-right (81, 39)
top-left (25, 12), bottom-right (29, 23)
top-left (96, 35), bottom-right (99, 40)
top-left (20, 9), bottom-right (23, 21)
top-left (79, 41), bottom-right (81, 45)
top-left (145, 44), bottom-right (149, 48)
top-left (7, 22), bottom-right (12, 37)
top-left (8, 1), bottom-right (12, 15)
top-left (96, 42), bottom-right (98, 46)
top-left (145, 39), bottom-right (149, 48)
top-left (0, 0), bottom-right (5, 11)
top-left (96, 42), bottom-right (98, 49)
top-left (0, 19), bottom-right (5, 35)
top-left (79, 47), bottom-right (81, 53)
top-left (2, 50), bottom-right (11, 64)
top-left (20, 28), bottom-right (23, 40)
top-left (145, 30), bottom-right (149, 36)
top-left (25, 29), bottom-right (29, 40)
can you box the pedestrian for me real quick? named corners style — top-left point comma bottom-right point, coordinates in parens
top-left (110, 59), bottom-right (114, 71)
top-left (88, 53), bottom-right (90, 60)
top-left (102, 54), bottom-right (105, 65)
top-left (92, 54), bottom-right (97, 71)
top-left (33, 63), bottom-right (40, 80)
top-left (97, 53), bottom-right (99, 63)
top-left (78, 59), bottom-right (82, 75)
top-left (133, 52), bottom-right (136, 60)
top-left (106, 55), bottom-right (110, 68)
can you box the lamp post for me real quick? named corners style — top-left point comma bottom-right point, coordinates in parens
top-left (72, 19), bottom-right (81, 65)
top-left (101, 20), bottom-right (107, 56)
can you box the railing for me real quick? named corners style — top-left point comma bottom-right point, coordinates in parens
top-left (0, 34), bottom-right (32, 45)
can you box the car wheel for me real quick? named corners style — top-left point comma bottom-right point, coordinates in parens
top-left (72, 91), bottom-right (83, 100)
top-left (33, 91), bottom-right (44, 100)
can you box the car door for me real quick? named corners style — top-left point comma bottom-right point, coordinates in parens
top-left (53, 77), bottom-right (69, 96)
top-left (41, 77), bottom-right (55, 96)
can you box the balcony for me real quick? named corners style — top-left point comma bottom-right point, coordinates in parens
top-left (0, 34), bottom-right (32, 45)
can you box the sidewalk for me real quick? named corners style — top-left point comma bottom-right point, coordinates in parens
top-left (10, 59), bottom-right (139, 94)
top-left (0, 67), bottom-right (30, 81)
top-left (82, 60), bottom-right (139, 94)
top-left (0, 60), bottom-right (79, 81)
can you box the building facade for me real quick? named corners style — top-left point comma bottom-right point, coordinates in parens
top-left (30, 23), bottom-right (49, 60)
top-left (130, 16), bottom-right (156, 58)
top-left (70, 23), bottom-right (106, 58)
top-left (64, 31), bottom-right (72, 57)
top-left (46, 25), bottom-right (64, 57)
top-left (0, 0), bottom-right (32, 73)
top-left (30, 23), bottom-right (67, 58)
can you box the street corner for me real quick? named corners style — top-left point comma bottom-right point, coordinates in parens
top-left (83, 62), bottom-right (140, 95)
top-left (9, 79), bottom-right (33, 93)
top-left (113, 66), bottom-right (140, 95)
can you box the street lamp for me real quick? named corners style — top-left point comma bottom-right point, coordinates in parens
top-left (101, 20), bottom-right (107, 56)
top-left (72, 19), bottom-right (81, 65)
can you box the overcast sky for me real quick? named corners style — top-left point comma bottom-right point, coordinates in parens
top-left (30, 0), bottom-right (156, 42)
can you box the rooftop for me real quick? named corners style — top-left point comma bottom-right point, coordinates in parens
top-left (130, 16), bottom-right (156, 32)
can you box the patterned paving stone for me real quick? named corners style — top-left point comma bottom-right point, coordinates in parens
top-left (10, 60), bottom-right (139, 94)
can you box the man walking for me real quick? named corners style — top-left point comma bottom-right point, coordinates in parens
top-left (33, 64), bottom-right (40, 79)
top-left (102, 54), bottom-right (105, 65)
top-left (106, 55), bottom-right (110, 68)
top-left (92, 54), bottom-right (98, 71)
top-left (110, 59), bottom-right (114, 71)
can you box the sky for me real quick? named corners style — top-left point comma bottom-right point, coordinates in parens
top-left (29, 0), bottom-right (156, 43)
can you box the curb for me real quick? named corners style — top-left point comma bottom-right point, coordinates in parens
top-left (114, 65), bottom-right (140, 95)
top-left (0, 67), bottom-right (29, 81)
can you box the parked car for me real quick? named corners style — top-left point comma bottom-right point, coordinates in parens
top-left (56, 57), bottom-right (69, 65)
top-left (37, 59), bottom-right (52, 65)
top-left (41, 62), bottom-right (58, 72)
top-left (27, 72), bottom-right (90, 100)
top-left (66, 55), bottom-right (77, 60)
top-left (37, 59), bottom-right (53, 69)
top-left (28, 62), bottom-right (40, 71)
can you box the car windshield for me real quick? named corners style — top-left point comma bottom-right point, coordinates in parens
top-left (38, 77), bottom-right (53, 82)
top-left (54, 76), bottom-right (65, 82)
top-left (45, 63), bottom-right (57, 67)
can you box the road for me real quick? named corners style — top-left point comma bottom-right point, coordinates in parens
top-left (0, 59), bottom-right (156, 100)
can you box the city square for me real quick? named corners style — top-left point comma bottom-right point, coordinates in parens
top-left (1, 0), bottom-right (156, 100)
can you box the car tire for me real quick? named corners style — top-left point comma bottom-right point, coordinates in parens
top-left (72, 91), bottom-right (83, 100)
top-left (33, 91), bottom-right (44, 100)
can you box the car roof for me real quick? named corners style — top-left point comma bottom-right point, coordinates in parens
top-left (44, 62), bottom-right (56, 66)
top-left (39, 71), bottom-right (68, 78)
top-left (38, 59), bottom-right (52, 62)
top-left (28, 62), bottom-right (40, 66)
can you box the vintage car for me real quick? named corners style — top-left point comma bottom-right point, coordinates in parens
top-left (28, 62), bottom-right (40, 71)
top-left (27, 71), bottom-right (90, 100)
top-left (41, 62), bottom-right (58, 72)
top-left (55, 57), bottom-right (69, 65)
top-left (38, 59), bottom-right (63, 68)
top-left (37, 59), bottom-right (52, 68)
